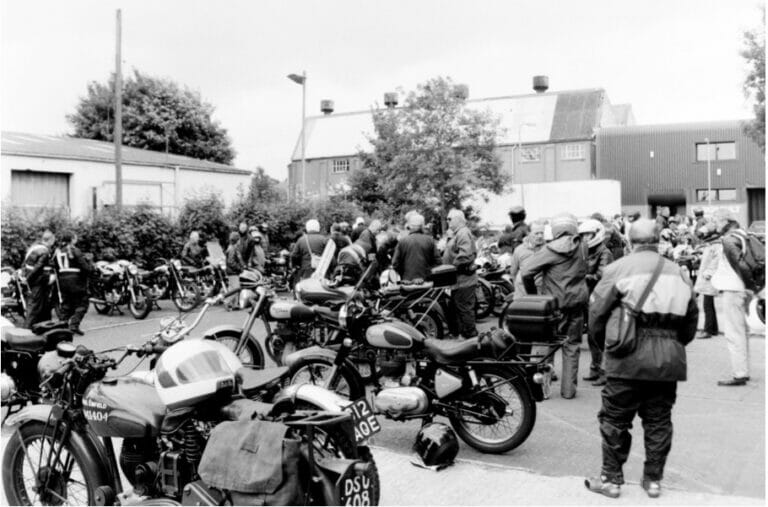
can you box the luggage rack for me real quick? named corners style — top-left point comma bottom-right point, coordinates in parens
top-left (470, 335), bottom-right (567, 369)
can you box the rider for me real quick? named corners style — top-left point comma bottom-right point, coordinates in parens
top-left (23, 230), bottom-right (56, 329)
top-left (54, 230), bottom-right (91, 335)
top-left (181, 231), bottom-right (209, 268)
top-left (497, 206), bottom-right (529, 255)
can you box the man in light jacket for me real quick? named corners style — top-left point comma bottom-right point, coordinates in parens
top-left (585, 219), bottom-right (698, 499)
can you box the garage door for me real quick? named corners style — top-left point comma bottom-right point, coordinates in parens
top-left (11, 170), bottom-right (69, 207)
top-left (747, 188), bottom-right (765, 223)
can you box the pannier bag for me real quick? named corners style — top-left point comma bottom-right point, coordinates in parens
top-left (427, 265), bottom-right (457, 288)
top-left (197, 419), bottom-right (304, 506)
top-left (501, 295), bottom-right (560, 341)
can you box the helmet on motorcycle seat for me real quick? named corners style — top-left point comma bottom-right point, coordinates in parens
top-left (412, 422), bottom-right (459, 469)
top-left (577, 219), bottom-right (605, 249)
top-left (379, 268), bottom-right (401, 288)
top-left (239, 269), bottom-right (263, 289)
top-left (154, 340), bottom-right (241, 410)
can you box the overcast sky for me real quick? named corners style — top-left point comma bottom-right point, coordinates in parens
top-left (1, 0), bottom-right (763, 180)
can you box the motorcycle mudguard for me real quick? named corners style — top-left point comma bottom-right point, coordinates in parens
top-left (272, 383), bottom-right (351, 413)
top-left (6, 404), bottom-right (116, 490)
top-left (203, 325), bottom-right (256, 343)
top-left (283, 345), bottom-right (338, 368)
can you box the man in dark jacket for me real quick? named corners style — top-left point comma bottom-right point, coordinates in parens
top-left (443, 209), bottom-right (478, 339)
top-left (54, 231), bottom-right (91, 335)
top-left (290, 219), bottom-right (328, 281)
top-left (497, 206), bottom-right (529, 255)
top-left (585, 219), bottom-right (698, 499)
top-left (521, 213), bottom-right (588, 399)
top-left (237, 222), bottom-right (255, 265)
top-left (392, 212), bottom-right (440, 281)
top-left (23, 230), bottom-right (56, 329)
top-left (181, 231), bottom-right (208, 268)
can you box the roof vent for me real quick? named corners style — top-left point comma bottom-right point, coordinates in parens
top-left (320, 100), bottom-right (334, 115)
top-left (453, 84), bottom-right (469, 100)
top-left (533, 75), bottom-right (549, 93)
top-left (384, 92), bottom-right (398, 108)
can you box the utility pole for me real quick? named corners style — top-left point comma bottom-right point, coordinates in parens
top-left (705, 137), bottom-right (712, 208)
top-left (114, 9), bottom-right (123, 210)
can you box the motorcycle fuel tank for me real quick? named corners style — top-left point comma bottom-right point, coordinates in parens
top-left (365, 320), bottom-right (425, 350)
top-left (268, 299), bottom-right (315, 322)
top-left (295, 278), bottom-right (354, 306)
top-left (83, 377), bottom-right (165, 438)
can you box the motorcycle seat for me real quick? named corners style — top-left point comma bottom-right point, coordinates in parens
top-left (1, 327), bottom-right (46, 352)
top-left (238, 366), bottom-right (288, 397)
top-left (400, 282), bottom-right (433, 294)
top-left (423, 337), bottom-right (480, 364)
top-left (313, 306), bottom-right (339, 323)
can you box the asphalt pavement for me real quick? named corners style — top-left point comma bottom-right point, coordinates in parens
top-left (1, 299), bottom-right (764, 505)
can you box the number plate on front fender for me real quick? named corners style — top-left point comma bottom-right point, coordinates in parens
top-left (344, 397), bottom-right (381, 444)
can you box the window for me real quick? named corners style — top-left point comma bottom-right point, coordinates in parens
top-left (696, 142), bottom-right (736, 161)
top-left (561, 143), bottom-right (585, 160)
top-left (696, 188), bottom-right (737, 201)
top-left (520, 147), bottom-right (541, 162)
top-left (332, 159), bottom-right (350, 173)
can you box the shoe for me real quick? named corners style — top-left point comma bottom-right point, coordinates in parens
top-left (641, 479), bottom-right (661, 498)
top-left (585, 475), bottom-right (620, 498)
top-left (592, 376), bottom-right (607, 387)
top-left (696, 331), bottom-right (712, 339)
top-left (717, 377), bottom-right (748, 386)
top-left (551, 372), bottom-right (558, 382)
top-left (582, 373), bottom-right (600, 381)
top-left (70, 328), bottom-right (84, 336)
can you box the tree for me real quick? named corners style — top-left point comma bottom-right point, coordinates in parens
top-left (248, 167), bottom-right (283, 204)
top-left (67, 70), bottom-right (235, 164)
top-left (741, 8), bottom-right (765, 153)
top-left (350, 76), bottom-right (505, 229)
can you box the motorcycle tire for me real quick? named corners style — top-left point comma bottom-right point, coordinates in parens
top-left (475, 278), bottom-right (494, 321)
top-left (448, 364), bottom-right (536, 454)
top-left (409, 307), bottom-right (444, 341)
top-left (128, 288), bottom-right (152, 320)
top-left (209, 332), bottom-right (265, 368)
top-left (287, 356), bottom-right (366, 401)
top-left (172, 280), bottom-right (201, 312)
top-left (491, 282), bottom-right (513, 317)
top-left (2, 421), bottom-right (103, 506)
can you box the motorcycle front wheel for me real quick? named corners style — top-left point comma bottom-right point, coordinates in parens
top-left (475, 279), bottom-right (494, 320)
top-left (287, 357), bottom-right (366, 401)
top-left (210, 332), bottom-right (265, 368)
top-left (172, 280), bottom-right (201, 312)
top-left (2, 422), bottom-right (101, 506)
top-left (448, 364), bottom-right (536, 454)
top-left (128, 288), bottom-right (152, 320)
top-left (408, 307), bottom-right (444, 341)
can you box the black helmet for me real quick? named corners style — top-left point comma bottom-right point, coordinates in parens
top-left (413, 423), bottom-right (459, 469)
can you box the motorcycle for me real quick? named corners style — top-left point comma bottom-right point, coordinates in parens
top-left (2, 305), bottom-right (380, 505)
top-left (89, 260), bottom-right (152, 319)
top-left (264, 250), bottom-right (294, 293)
top-left (286, 263), bottom-right (563, 454)
top-left (196, 259), bottom-right (230, 300)
top-left (1, 267), bottom-right (28, 321)
top-left (1, 318), bottom-right (73, 420)
top-left (159, 258), bottom-right (203, 312)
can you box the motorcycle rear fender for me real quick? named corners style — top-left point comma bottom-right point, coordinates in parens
top-left (468, 360), bottom-right (543, 402)
top-left (203, 325), bottom-right (255, 342)
top-left (272, 383), bottom-right (350, 413)
top-left (5, 404), bottom-right (117, 489)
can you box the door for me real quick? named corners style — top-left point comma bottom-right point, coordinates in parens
top-left (11, 170), bottom-right (70, 208)
top-left (747, 188), bottom-right (765, 224)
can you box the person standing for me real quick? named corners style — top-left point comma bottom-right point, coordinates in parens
top-left (442, 209), bottom-right (478, 339)
top-left (579, 219), bottom-right (614, 387)
top-left (23, 230), bottom-right (56, 329)
top-left (521, 213), bottom-right (588, 399)
top-left (290, 219), bottom-right (327, 282)
top-left (351, 217), bottom-right (366, 242)
top-left (693, 233), bottom-right (721, 339)
top-left (497, 206), bottom-right (529, 255)
top-left (237, 222), bottom-right (255, 265)
top-left (392, 212), bottom-right (440, 281)
top-left (54, 231), bottom-right (91, 335)
top-left (585, 219), bottom-right (698, 499)
top-left (181, 231), bottom-right (208, 268)
top-left (330, 223), bottom-right (352, 252)
top-left (225, 232), bottom-right (245, 310)
top-left (508, 220), bottom-right (546, 298)
top-left (248, 226), bottom-right (267, 273)
top-left (711, 209), bottom-right (753, 386)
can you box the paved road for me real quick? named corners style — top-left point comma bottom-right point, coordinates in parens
top-left (1, 300), bottom-right (764, 502)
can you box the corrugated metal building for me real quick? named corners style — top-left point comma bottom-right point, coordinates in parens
top-left (288, 82), bottom-right (634, 199)
top-left (1, 132), bottom-right (252, 218)
top-left (596, 120), bottom-right (765, 226)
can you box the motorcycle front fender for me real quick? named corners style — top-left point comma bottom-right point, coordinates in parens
top-left (283, 345), bottom-right (338, 369)
top-left (4, 403), bottom-right (53, 427)
top-left (272, 383), bottom-right (350, 413)
top-left (203, 325), bottom-right (257, 342)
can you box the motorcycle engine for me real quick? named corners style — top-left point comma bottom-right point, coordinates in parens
top-left (373, 387), bottom-right (429, 418)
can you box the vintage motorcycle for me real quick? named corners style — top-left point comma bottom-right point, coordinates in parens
top-left (1, 267), bottom-right (28, 321)
top-left (1, 318), bottom-right (74, 420)
top-left (286, 264), bottom-right (563, 454)
top-left (154, 258), bottom-right (203, 312)
top-left (1, 312), bottom-right (380, 506)
top-left (89, 260), bottom-right (152, 319)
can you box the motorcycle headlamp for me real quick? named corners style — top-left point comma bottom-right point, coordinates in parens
top-left (128, 264), bottom-right (138, 276)
top-left (172, 260), bottom-right (182, 270)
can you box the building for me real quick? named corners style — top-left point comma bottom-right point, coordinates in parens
top-left (1, 132), bottom-right (252, 218)
top-left (288, 78), bottom-right (635, 200)
top-left (596, 120), bottom-right (766, 225)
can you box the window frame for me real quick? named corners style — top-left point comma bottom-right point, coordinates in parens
top-left (696, 188), bottom-right (738, 202)
top-left (560, 143), bottom-right (585, 161)
top-left (520, 146), bottom-right (541, 163)
top-left (331, 159), bottom-right (350, 174)
top-left (695, 141), bottom-right (736, 162)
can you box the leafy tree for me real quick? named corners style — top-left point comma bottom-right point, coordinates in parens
top-left (67, 70), bottom-right (235, 164)
top-left (741, 8), bottom-right (765, 152)
top-left (350, 76), bottom-right (505, 229)
top-left (247, 167), bottom-right (284, 204)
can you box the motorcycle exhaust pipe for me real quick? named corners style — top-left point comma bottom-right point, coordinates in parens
top-left (532, 364), bottom-right (554, 384)
top-left (89, 297), bottom-right (108, 305)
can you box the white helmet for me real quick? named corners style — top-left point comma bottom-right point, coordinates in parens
top-left (379, 268), bottom-right (401, 288)
top-left (154, 339), bottom-right (241, 410)
top-left (578, 219), bottom-right (606, 249)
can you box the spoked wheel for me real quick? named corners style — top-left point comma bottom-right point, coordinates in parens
top-left (2, 422), bottom-right (101, 506)
top-left (448, 364), bottom-right (535, 454)
top-left (128, 288), bottom-right (152, 320)
top-left (491, 282), bottom-right (513, 317)
top-left (287, 357), bottom-right (365, 400)
top-left (475, 279), bottom-right (494, 320)
top-left (210, 334), bottom-right (265, 368)
top-left (172, 280), bottom-right (201, 312)
top-left (409, 308), bottom-right (444, 340)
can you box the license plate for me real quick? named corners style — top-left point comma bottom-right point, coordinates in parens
top-left (338, 461), bottom-right (376, 506)
top-left (344, 397), bottom-right (382, 444)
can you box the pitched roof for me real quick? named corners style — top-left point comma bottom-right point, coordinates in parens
top-left (1, 131), bottom-right (251, 175)
top-left (597, 119), bottom-right (748, 136)
top-left (291, 88), bottom-right (624, 161)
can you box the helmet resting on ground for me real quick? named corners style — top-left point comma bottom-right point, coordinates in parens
top-left (413, 422), bottom-right (459, 468)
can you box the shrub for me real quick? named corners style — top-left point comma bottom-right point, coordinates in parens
top-left (177, 191), bottom-right (230, 247)
top-left (1, 205), bottom-right (75, 267)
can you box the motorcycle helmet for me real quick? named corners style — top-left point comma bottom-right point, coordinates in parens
top-left (379, 268), bottom-right (401, 289)
top-left (577, 219), bottom-right (605, 249)
top-left (412, 422), bottom-right (459, 469)
top-left (154, 340), bottom-right (241, 410)
top-left (239, 268), bottom-right (263, 289)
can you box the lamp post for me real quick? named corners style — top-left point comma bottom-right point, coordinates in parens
top-left (705, 137), bottom-right (712, 208)
top-left (288, 72), bottom-right (307, 199)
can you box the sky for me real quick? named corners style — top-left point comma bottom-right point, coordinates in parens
top-left (1, 0), bottom-right (763, 181)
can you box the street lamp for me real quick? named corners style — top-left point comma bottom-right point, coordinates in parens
top-left (288, 72), bottom-right (307, 199)
top-left (704, 137), bottom-right (712, 208)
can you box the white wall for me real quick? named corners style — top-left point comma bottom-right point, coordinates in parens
top-left (1, 154), bottom-right (251, 217)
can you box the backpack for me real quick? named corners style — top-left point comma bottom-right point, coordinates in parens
top-left (730, 230), bottom-right (765, 292)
